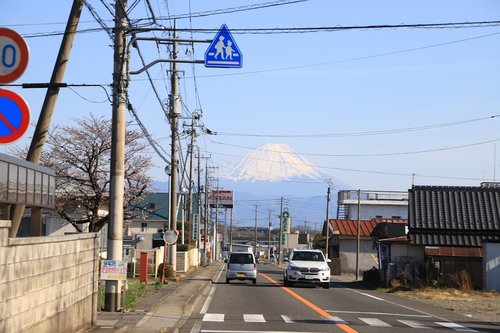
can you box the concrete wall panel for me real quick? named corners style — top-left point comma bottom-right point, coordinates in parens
top-left (0, 221), bottom-right (99, 333)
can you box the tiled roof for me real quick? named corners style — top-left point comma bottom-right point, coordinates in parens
top-left (409, 186), bottom-right (500, 246)
top-left (331, 219), bottom-right (377, 237)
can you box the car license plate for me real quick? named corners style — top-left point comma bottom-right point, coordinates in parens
top-left (237, 272), bottom-right (246, 277)
top-left (305, 275), bottom-right (314, 279)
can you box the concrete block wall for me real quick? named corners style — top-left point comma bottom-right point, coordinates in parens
top-left (0, 220), bottom-right (99, 333)
top-left (176, 248), bottom-right (199, 273)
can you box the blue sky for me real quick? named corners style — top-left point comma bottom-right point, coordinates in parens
top-left (2, 0), bottom-right (500, 194)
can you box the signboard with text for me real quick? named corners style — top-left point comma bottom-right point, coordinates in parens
top-left (100, 260), bottom-right (127, 281)
top-left (208, 189), bottom-right (233, 208)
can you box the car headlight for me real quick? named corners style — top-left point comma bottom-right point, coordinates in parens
top-left (289, 266), bottom-right (300, 271)
top-left (319, 267), bottom-right (330, 272)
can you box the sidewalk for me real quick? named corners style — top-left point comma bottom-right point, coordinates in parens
top-left (86, 261), bottom-right (225, 333)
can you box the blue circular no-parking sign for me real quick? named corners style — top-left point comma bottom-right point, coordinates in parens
top-left (0, 88), bottom-right (30, 144)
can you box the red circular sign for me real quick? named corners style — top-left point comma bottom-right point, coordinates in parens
top-left (0, 27), bottom-right (30, 84)
top-left (0, 89), bottom-right (30, 144)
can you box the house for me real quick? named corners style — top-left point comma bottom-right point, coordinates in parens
top-left (326, 189), bottom-right (410, 276)
top-left (408, 185), bottom-right (500, 290)
top-left (326, 217), bottom-right (408, 275)
top-left (126, 192), bottom-right (202, 274)
top-left (336, 189), bottom-right (408, 220)
top-left (374, 234), bottom-right (425, 287)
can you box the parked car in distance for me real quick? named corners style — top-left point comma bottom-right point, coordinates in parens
top-left (225, 252), bottom-right (257, 285)
top-left (283, 249), bottom-right (331, 289)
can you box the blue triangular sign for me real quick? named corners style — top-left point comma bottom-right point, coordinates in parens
top-left (205, 24), bottom-right (242, 68)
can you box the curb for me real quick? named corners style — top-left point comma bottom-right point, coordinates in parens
top-left (175, 263), bottom-right (224, 331)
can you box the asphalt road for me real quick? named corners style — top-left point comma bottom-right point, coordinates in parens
top-left (178, 262), bottom-right (498, 333)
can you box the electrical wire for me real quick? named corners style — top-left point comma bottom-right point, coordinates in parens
top-left (210, 138), bottom-right (500, 158)
top-left (217, 114), bottom-right (500, 138)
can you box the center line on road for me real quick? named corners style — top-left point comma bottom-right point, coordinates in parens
top-left (259, 272), bottom-right (359, 333)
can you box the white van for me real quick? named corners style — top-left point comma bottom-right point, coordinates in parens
top-left (225, 252), bottom-right (257, 285)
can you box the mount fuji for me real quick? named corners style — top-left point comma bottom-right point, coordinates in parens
top-left (217, 143), bottom-right (352, 229)
top-left (153, 144), bottom-right (351, 229)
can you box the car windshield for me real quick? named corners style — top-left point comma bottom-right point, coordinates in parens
top-left (291, 251), bottom-right (324, 261)
top-left (229, 253), bottom-right (254, 264)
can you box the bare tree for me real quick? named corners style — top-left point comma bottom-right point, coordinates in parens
top-left (16, 113), bottom-right (153, 232)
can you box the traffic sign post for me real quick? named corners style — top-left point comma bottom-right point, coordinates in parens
top-left (0, 27), bottom-right (29, 84)
top-left (0, 89), bottom-right (31, 144)
top-left (205, 24), bottom-right (242, 68)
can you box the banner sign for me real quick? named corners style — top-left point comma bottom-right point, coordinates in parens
top-left (100, 260), bottom-right (127, 280)
top-left (193, 213), bottom-right (199, 240)
top-left (208, 189), bottom-right (233, 208)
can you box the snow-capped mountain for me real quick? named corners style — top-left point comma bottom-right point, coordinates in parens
top-left (152, 143), bottom-right (352, 228)
top-left (226, 143), bottom-right (326, 182)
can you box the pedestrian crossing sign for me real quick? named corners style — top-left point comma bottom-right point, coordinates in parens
top-left (205, 24), bottom-right (242, 68)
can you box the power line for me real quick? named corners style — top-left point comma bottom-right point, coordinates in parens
top-left (133, 20), bottom-right (500, 35)
top-left (217, 114), bottom-right (500, 138)
top-left (19, 20), bottom-right (500, 39)
top-left (210, 138), bottom-right (500, 158)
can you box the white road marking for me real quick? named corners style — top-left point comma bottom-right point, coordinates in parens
top-left (344, 287), bottom-right (449, 321)
top-left (359, 317), bottom-right (392, 327)
top-left (358, 292), bottom-right (384, 301)
top-left (436, 322), bottom-right (479, 332)
top-left (243, 314), bottom-right (266, 322)
top-left (200, 286), bottom-right (216, 314)
top-left (328, 309), bottom-right (432, 318)
top-left (326, 316), bottom-right (348, 324)
top-left (281, 315), bottom-right (294, 323)
top-left (203, 313), bottom-right (225, 322)
top-left (398, 319), bottom-right (433, 329)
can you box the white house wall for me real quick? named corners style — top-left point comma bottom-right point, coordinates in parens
top-left (339, 238), bottom-right (378, 274)
top-left (347, 204), bottom-right (408, 220)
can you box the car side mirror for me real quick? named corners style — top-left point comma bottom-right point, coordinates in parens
top-left (326, 259), bottom-right (332, 263)
top-left (283, 257), bottom-right (289, 262)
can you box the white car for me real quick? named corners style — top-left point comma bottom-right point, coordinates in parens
top-left (225, 252), bottom-right (257, 285)
top-left (283, 249), bottom-right (331, 289)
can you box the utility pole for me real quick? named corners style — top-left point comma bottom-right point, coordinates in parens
top-left (203, 159), bottom-right (209, 264)
top-left (196, 148), bottom-right (202, 252)
top-left (105, 0), bottom-right (128, 312)
top-left (9, 0), bottom-right (85, 237)
top-left (213, 180), bottom-right (219, 261)
top-left (254, 204), bottom-right (258, 255)
top-left (278, 197), bottom-right (283, 265)
top-left (187, 114), bottom-right (197, 237)
top-left (356, 189), bottom-right (361, 280)
top-left (268, 210), bottom-right (272, 259)
top-left (229, 205), bottom-right (233, 252)
top-left (325, 186), bottom-right (331, 259)
top-left (169, 25), bottom-right (180, 277)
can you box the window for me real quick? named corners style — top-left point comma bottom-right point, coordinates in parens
top-left (229, 253), bottom-right (254, 264)
top-left (141, 222), bottom-right (147, 232)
